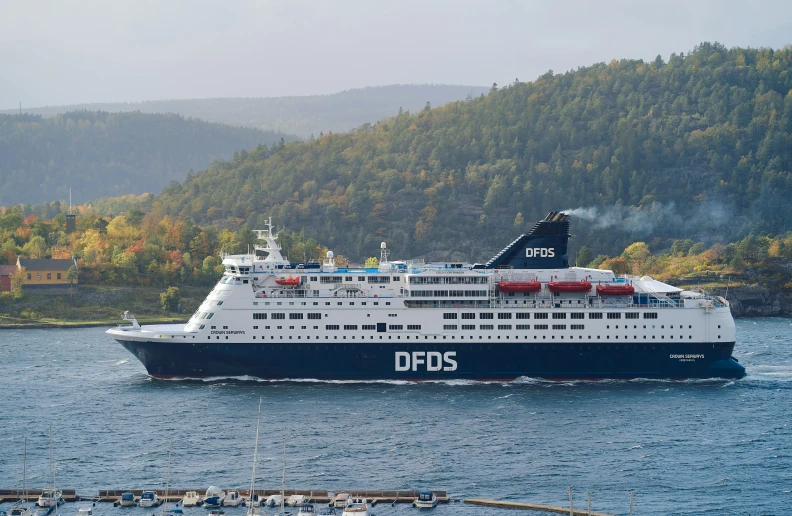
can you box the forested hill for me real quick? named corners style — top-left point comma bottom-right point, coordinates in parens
top-left (144, 44), bottom-right (792, 261)
top-left (0, 111), bottom-right (293, 206)
top-left (5, 85), bottom-right (489, 138)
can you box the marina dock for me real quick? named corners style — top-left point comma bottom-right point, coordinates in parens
top-left (465, 498), bottom-right (614, 516)
top-left (0, 489), bottom-right (449, 505)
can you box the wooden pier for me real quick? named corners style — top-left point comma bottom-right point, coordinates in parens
top-left (465, 498), bottom-right (614, 516)
top-left (0, 490), bottom-right (78, 503)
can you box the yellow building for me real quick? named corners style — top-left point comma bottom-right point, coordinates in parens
top-left (17, 257), bottom-right (78, 289)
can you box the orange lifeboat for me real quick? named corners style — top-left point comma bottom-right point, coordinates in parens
top-left (596, 284), bottom-right (635, 296)
top-left (275, 276), bottom-right (301, 286)
top-left (497, 280), bottom-right (542, 293)
top-left (547, 281), bottom-right (592, 293)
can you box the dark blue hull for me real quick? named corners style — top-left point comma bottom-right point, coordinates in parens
top-left (117, 339), bottom-right (745, 380)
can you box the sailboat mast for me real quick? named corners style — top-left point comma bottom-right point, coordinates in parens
top-left (50, 425), bottom-right (58, 515)
top-left (23, 437), bottom-right (27, 505)
top-left (280, 429), bottom-right (286, 514)
top-left (163, 440), bottom-right (172, 516)
top-left (248, 396), bottom-right (263, 515)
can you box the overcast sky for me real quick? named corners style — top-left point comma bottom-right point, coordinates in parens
top-left (1, 0), bottom-right (790, 109)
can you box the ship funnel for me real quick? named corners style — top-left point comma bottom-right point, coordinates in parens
top-left (474, 211), bottom-right (571, 270)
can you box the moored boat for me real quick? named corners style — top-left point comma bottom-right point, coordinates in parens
top-left (412, 491), bottom-right (438, 508)
top-left (118, 493), bottom-right (135, 507)
top-left (341, 498), bottom-right (369, 516)
top-left (264, 495), bottom-right (283, 508)
top-left (182, 491), bottom-right (201, 507)
top-left (287, 494), bottom-right (306, 507)
top-left (223, 491), bottom-right (242, 507)
top-left (297, 503), bottom-right (316, 516)
top-left (331, 493), bottom-right (350, 509)
top-left (138, 491), bottom-right (159, 508)
top-left (203, 487), bottom-right (225, 508)
top-left (37, 488), bottom-right (63, 508)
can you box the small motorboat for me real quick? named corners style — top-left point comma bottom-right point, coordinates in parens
top-left (275, 276), bottom-right (301, 286)
top-left (596, 284), bottom-right (635, 296)
top-left (139, 491), bottom-right (160, 508)
top-left (341, 498), bottom-right (369, 516)
top-left (497, 280), bottom-right (542, 293)
top-left (317, 508), bottom-right (336, 516)
top-left (119, 492), bottom-right (136, 507)
top-left (76, 507), bottom-right (93, 516)
top-left (208, 510), bottom-right (225, 516)
top-left (37, 488), bottom-right (63, 508)
top-left (245, 493), bottom-right (261, 507)
top-left (166, 508), bottom-right (185, 516)
top-left (204, 487), bottom-right (225, 508)
top-left (265, 495), bottom-right (283, 508)
top-left (547, 280), bottom-right (592, 293)
top-left (332, 493), bottom-right (350, 509)
top-left (413, 491), bottom-right (438, 508)
top-left (223, 491), bottom-right (242, 507)
top-left (287, 494), bottom-right (307, 507)
top-left (9, 506), bottom-right (33, 516)
top-left (182, 491), bottom-right (201, 507)
top-left (297, 503), bottom-right (316, 516)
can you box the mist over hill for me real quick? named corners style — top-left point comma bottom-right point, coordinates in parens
top-left (4, 85), bottom-right (489, 138)
top-left (133, 43), bottom-right (792, 261)
top-left (0, 111), bottom-right (292, 206)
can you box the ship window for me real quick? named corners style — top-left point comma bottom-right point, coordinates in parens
top-left (253, 313), bottom-right (267, 319)
top-left (310, 276), bottom-right (317, 281)
top-left (534, 324), bottom-right (548, 330)
top-left (272, 313), bottom-right (285, 320)
top-left (443, 313), bottom-right (458, 319)
top-left (462, 313), bottom-right (475, 319)
top-left (344, 325), bottom-right (358, 330)
top-left (570, 313), bottom-right (584, 319)
top-left (386, 302), bottom-right (391, 305)
top-left (392, 276), bottom-right (400, 281)
top-left (552, 313), bottom-right (566, 319)
top-left (534, 313), bottom-right (548, 320)
top-left (243, 279), bottom-right (248, 284)
top-left (644, 312), bottom-right (658, 319)
top-left (480, 324), bottom-right (494, 330)
top-left (588, 313), bottom-right (603, 319)
top-left (321, 276), bottom-right (343, 284)
top-left (480, 313), bottom-right (494, 320)
top-left (206, 313), bottom-right (214, 319)
top-left (552, 324), bottom-right (566, 330)
top-left (407, 325), bottom-right (421, 330)
top-left (326, 325), bottom-right (340, 330)
top-left (368, 276), bottom-right (390, 284)
top-left (462, 324), bottom-right (475, 330)
top-left (443, 325), bottom-right (457, 330)
top-left (626, 313), bottom-right (639, 319)
top-left (374, 302), bottom-right (379, 305)
top-left (498, 313), bottom-right (512, 319)
top-left (389, 324), bottom-right (403, 330)
top-left (253, 325), bottom-right (258, 330)
top-left (571, 324), bottom-right (584, 330)
top-left (308, 313), bottom-right (321, 319)
top-left (516, 313), bottom-right (530, 319)
top-left (345, 276), bottom-right (352, 282)
top-left (516, 324), bottom-right (530, 330)
top-left (289, 313), bottom-right (303, 319)
top-left (498, 324), bottom-right (512, 330)
top-left (607, 313), bottom-right (621, 319)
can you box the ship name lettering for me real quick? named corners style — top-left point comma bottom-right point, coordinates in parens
top-left (395, 351), bottom-right (458, 372)
top-left (670, 354), bottom-right (704, 359)
top-left (210, 330), bottom-right (246, 335)
top-left (525, 248), bottom-right (555, 258)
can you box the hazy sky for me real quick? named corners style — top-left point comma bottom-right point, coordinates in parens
top-left (1, 0), bottom-right (790, 109)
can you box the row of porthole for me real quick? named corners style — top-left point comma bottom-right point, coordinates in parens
top-left (208, 334), bottom-right (710, 342)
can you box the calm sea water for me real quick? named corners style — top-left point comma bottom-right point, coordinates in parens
top-left (0, 319), bottom-right (790, 516)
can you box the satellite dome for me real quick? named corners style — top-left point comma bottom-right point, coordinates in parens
top-left (381, 242), bottom-right (387, 249)
top-left (327, 250), bottom-right (334, 258)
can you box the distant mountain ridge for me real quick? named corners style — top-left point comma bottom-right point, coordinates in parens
top-left (0, 111), bottom-right (292, 206)
top-left (4, 84), bottom-right (490, 137)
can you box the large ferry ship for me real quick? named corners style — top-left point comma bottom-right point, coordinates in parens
top-left (108, 213), bottom-right (745, 380)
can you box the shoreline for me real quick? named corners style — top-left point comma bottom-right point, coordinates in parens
top-left (0, 318), bottom-right (188, 330)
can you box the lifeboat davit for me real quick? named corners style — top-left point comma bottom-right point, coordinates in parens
top-left (497, 280), bottom-right (542, 293)
top-left (596, 284), bottom-right (635, 296)
top-left (547, 281), bottom-right (592, 293)
top-left (275, 276), bottom-right (300, 286)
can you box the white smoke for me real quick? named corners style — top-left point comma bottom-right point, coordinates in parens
top-left (562, 202), bottom-right (731, 236)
